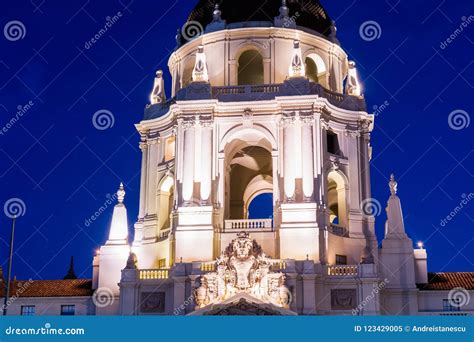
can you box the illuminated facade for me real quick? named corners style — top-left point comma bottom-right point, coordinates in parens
top-left (2, 0), bottom-right (472, 316)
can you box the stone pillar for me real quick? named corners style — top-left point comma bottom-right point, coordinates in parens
top-left (301, 121), bottom-right (314, 200)
top-left (138, 139), bottom-right (148, 219)
top-left (283, 118), bottom-right (295, 200)
top-left (200, 123), bottom-right (213, 203)
top-left (182, 124), bottom-right (195, 203)
top-left (145, 138), bottom-right (159, 216)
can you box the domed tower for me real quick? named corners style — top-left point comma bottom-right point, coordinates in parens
top-left (116, 0), bottom-right (382, 315)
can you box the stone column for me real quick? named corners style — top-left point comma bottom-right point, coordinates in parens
top-left (138, 139), bottom-right (148, 219)
top-left (301, 120), bottom-right (314, 200)
top-left (200, 122), bottom-right (213, 203)
top-left (182, 123), bottom-right (195, 203)
top-left (283, 117), bottom-right (295, 200)
top-left (146, 138), bottom-right (159, 216)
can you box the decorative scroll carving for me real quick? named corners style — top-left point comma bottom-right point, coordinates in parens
top-left (195, 232), bottom-right (291, 309)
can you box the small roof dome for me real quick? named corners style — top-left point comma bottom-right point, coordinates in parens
top-left (180, 0), bottom-right (334, 45)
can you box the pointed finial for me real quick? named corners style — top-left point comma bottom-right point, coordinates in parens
top-left (280, 0), bottom-right (289, 16)
top-left (212, 3), bottom-right (222, 22)
top-left (175, 28), bottom-right (181, 46)
top-left (117, 182), bottom-right (126, 204)
top-left (389, 174), bottom-right (398, 195)
top-left (63, 256), bottom-right (77, 280)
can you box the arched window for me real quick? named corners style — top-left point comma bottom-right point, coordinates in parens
top-left (305, 57), bottom-right (319, 83)
top-left (327, 171), bottom-right (348, 228)
top-left (305, 53), bottom-right (327, 86)
top-left (238, 50), bottom-right (264, 85)
top-left (157, 176), bottom-right (174, 231)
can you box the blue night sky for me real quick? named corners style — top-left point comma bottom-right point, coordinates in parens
top-left (0, 0), bottom-right (472, 281)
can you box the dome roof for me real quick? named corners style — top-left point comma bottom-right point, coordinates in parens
top-left (180, 0), bottom-right (334, 45)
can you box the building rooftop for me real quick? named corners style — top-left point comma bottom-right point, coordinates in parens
top-left (417, 272), bottom-right (474, 291)
top-left (0, 279), bottom-right (93, 298)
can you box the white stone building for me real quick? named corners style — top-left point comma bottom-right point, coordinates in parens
top-left (1, 0), bottom-right (472, 316)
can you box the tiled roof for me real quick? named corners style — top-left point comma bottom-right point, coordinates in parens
top-left (0, 279), bottom-right (93, 297)
top-left (417, 272), bottom-right (474, 291)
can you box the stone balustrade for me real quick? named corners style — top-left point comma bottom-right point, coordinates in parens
top-left (138, 269), bottom-right (169, 280)
top-left (224, 219), bottom-right (273, 231)
top-left (327, 265), bottom-right (358, 276)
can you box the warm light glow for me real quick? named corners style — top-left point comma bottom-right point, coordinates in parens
top-left (417, 241), bottom-right (424, 249)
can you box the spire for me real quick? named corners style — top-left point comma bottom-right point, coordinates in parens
top-left (192, 45), bottom-right (209, 82)
top-left (288, 40), bottom-right (305, 78)
top-left (384, 174), bottom-right (408, 239)
top-left (63, 256), bottom-right (77, 280)
top-left (345, 61), bottom-right (362, 96)
top-left (106, 183), bottom-right (129, 245)
top-left (150, 70), bottom-right (166, 105)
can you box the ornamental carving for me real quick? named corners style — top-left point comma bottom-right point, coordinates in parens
top-left (194, 232), bottom-right (291, 309)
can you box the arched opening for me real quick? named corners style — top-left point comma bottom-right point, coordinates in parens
top-left (305, 57), bottom-right (319, 83)
top-left (181, 60), bottom-right (194, 88)
top-left (327, 171), bottom-right (348, 228)
top-left (226, 146), bottom-right (273, 220)
top-left (238, 50), bottom-right (264, 85)
top-left (248, 193), bottom-right (273, 219)
top-left (305, 53), bottom-right (327, 86)
top-left (157, 176), bottom-right (174, 232)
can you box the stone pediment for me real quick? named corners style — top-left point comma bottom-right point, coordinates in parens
top-left (190, 293), bottom-right (296, 316)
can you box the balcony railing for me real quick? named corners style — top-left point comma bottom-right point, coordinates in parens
top-left (327, 265), bottom-right (358, 276)
top-left (139, 269), bottom-right (169, 280)
top-left (224, 219), bottom-right (273, 231)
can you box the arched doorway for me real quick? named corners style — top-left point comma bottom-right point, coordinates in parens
top-left (238, 50), bottom-right (264, 85)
